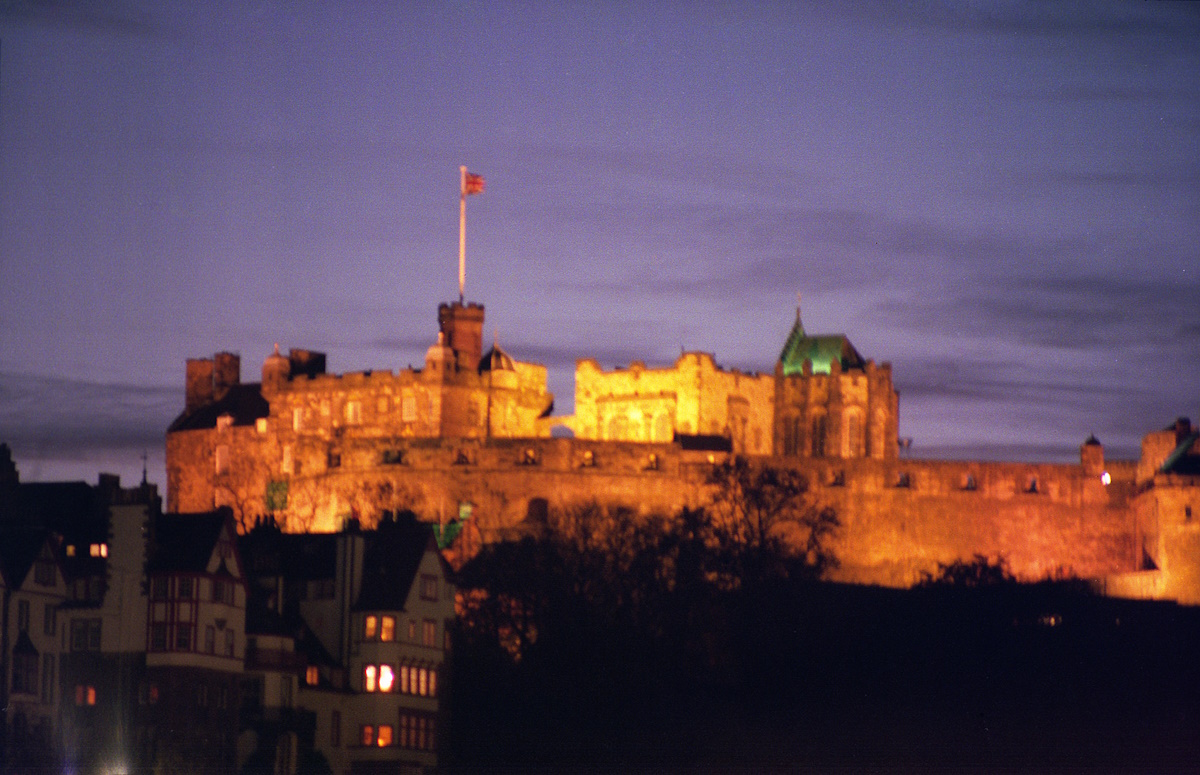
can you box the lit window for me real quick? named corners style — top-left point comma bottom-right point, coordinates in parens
top-left (88, 542), bottom-right (107, 558)
top-left (345, 401), bottom-right (362, 425)
top-left (379, 665), bottom-right (395, 692)
top-left (376, 725), bottom-right (393, 747)
top-left (380, 616), bottom-right (395, 641)
top-left (400, 665), bottom-right (410, 694)
top-left (360, 725), bottom-right (375, 747)
top-left (306, 665), bottom-right (319, 686)
top-left (363, 615), bottom-right (377, 640)
top-left (422, 620), bottom-right (436, 647)
top-left (66, 545), bottom-right (76, 557)
top-left (293, 407), bottom-right (303, 432)
top-left (418, 668), bottom-right (428, 696)
top-left (75, 685), bottom-right (97, 706)
top-left (363, 665), bottom-right (377, 693)
top-left (428, 669), bottom-right (437, 697)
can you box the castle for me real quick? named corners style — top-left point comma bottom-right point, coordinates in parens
top-left (166, 298), bottom-right (1200, 604)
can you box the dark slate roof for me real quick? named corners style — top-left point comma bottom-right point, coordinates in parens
top-left (4, 481), bottom-right (107, 541)
top-left (353, 513), bottom-right (438, 612)
top-left (779, 313), bottom-right (865, 376)
top-left (1160, 433), bottom-right (1200, 476)
top-left (478, 343), bottom-right (516, 373)
top-left (0, 527), bottom-right (51, 589)
top-left (240, 525), bottom-right (338, 581)
top-left (147, 509), bottom-right (230, 574)
top-left (168, 383), bottom-right (270, 432)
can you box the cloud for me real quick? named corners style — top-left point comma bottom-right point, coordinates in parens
top-left (0, 0), bottom-right (157, 35)
top-left (0, 372), bottom-right (176, 451)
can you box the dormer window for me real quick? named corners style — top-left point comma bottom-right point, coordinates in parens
top-left (216, 414), bottom-right (233, 431)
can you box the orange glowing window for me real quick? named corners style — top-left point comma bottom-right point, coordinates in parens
top-left (75, 685), bottom-right (97, 706)
top-left (429, 668), bottom-right (437, 697)
top-left (306, 665), bottom-right (319, 686)
top-left (363, 615), bottom-right (378, 640)
top-left (380, 616), bottom-right (395, 641)
top-left (418, 668), bottom-right (428, 696)
top-left (378, 665), bottom-right (394, 693)
top-left (89, 543), bottom-right (108, 558)
top-left (376, 724), bottom-right (393, 747)
top-left (399, 665), bottom-right (410, 694)
top-left (363, 665), bottom-right (377, 693)
top-left (360, 725), bottom-right (374, 747)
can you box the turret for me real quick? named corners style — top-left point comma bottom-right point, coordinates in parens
top-left (424, 332), bottom-right (454, 381)
top-left (437, 301), bottom-right (484, 372)
top-left (1081, 434), bottom-right (1105, 477)
top-left (185, 358), bottom-right (215, 411)
top-left (213, 352), bottom-right (241, 400)
top-left (262, 344), bottom-right (290, 394)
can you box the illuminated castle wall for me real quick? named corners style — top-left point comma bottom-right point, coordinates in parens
top-left (165, 299), bottom-right (1200, 604)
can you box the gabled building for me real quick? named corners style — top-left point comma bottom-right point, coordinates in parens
top-left (0, 525), bottom-right (67, 773)
top-left (142, 507), bottom-right (247, 772)
top-left (240, 512), bottom-right (455, 773)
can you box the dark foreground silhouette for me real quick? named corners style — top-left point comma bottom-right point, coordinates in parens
top-left (446, 529), bottom-right (1200, 773)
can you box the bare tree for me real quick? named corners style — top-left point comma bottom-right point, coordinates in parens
top-left (704, 456), bottom-right (840, 584)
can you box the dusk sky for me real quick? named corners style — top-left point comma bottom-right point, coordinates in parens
top-left (1, 1), bottom-right (1197, 487)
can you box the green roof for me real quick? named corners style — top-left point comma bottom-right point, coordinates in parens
top-left (779, 313), bottom-right (865, 376)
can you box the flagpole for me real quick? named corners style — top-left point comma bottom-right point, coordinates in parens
top-left (458, 165), bottom-right (467, 303)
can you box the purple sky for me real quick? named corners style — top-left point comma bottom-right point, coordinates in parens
top-left (1, 1), bottom-right (1197, 487)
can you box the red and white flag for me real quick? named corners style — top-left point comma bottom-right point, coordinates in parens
top-left (463, 172), bottom-right (485, 196)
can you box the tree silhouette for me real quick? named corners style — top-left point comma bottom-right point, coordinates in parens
top-left (704, 456), bottom-right (840, 585)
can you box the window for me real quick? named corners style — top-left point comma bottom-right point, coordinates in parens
top-left (363, 615), bottom-right (378, 640)
top-left (422, 620), bottom-right (436, 647)
top-left (331, 710), bottom-right (341, 747)
top-left (327, 450), bottom-right (341, 469)
top-left (34, 558), bottom-right (55, 586)
top-left (256, 417), bottom-right (268, 433)
top-left (178, 577), bottom-right (194, 599)
top-left (420, 575), bottom-right (438, 601)
top-left (225, 629), bottom-right (235, 657)
top-left (70, 618), bottom-right (101, 652)
top-left (150, 623), bottom-right (168, 651)
top-left (12, 651), bottom-right (38, 695)
top-left (17, 600), bottom-right (29, 632)
top-left (42, 603), bottom-right (56, 636)
top-left (345, 400), bottom-right (362, 425)
top-left (362, 664), bottom-right (394, 693)
top-left (176, 623), bottom-right (192, 651)
top-left (811, 415), bottom-right (827, 457)
top-left (74, 685), bottom-right (97, 706)
top-left (398, 665), bottom-right (438, 697)
top-left (381, 449), bottom-right (404, 465)
top-left (89, 543), bottom-right (108, 558)
top-left (215, 445), bottom-right (230, 474)
top-left (205, 626), bottom-right (216, 654)
top-left (521, 448), bottom-right (539, 466)
top-left (216, 414), bottom-right (233, 431)
top-left (41, 653), bottom-right (54, 704)
top-left (212, 578), bottom-right (234, 605)
top-left (401, 394), bottom-right (417, 422)
top-left (151, 577), bottom-right (168, 600)
top-left (407, 620), bottom-right (416, 641)
top-left (376, 725), bottom-right (393, 747)
top-left (265, 480), bottom-right (289, 512)
top-left (306, 665), bottom-right (319, 686)
top-left (360, 725), bottom-right (375, 747)
top-left (398, 713), bottom-right (436, 751)
top-left (379, 616), bottom-right (395, 642)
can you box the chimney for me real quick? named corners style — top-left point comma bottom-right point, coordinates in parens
top-left (185, 358), bottom-right (215, 411)
top-left (213, 352), bottom-right (241, 400)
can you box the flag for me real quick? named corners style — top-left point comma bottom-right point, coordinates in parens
top-left (463, 172), bottom-right (485, 196)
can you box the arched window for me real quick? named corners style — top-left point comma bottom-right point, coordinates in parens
top-left (811, 414), bottom-right (827, 458)
top-left (843, 410), bottom-right (863, 458)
